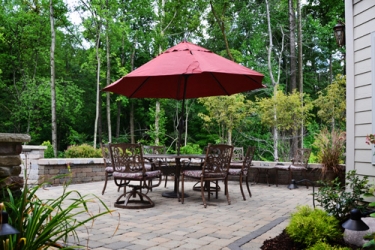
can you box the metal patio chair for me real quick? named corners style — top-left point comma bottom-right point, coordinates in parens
top-left (180, 144), bottom-right (234, 208)
top-left (109, 143), bottom-right (162, 209)
top-left (228, 146), bottom-right (255, 200)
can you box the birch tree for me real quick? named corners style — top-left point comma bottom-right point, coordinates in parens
top-left (50, 0), bottom-right (57, 156)
top-left (265, 0), bottom-right (284, 160)
top-left (79, 0), bottom-right (104, 149)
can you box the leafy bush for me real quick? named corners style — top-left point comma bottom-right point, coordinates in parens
top-left (313, 128), bottom-right (346, 178)
top-left (41, 141), bottom-right (54, 158)
top-left (2, 170), bottom-right (112, 249)
top-left (286, 205), bottom-right (342, 247)
top-left (180, 143), bottom-right (202, 154)
top-left (307, 241), bottom-right (351, 250)
top-left (314, 170), bottom-right (369, 222)
top-left (64, 144), bottom-right (102, 158)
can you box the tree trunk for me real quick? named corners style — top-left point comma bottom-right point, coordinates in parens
top-left (105, 0), bottom-right (112, 143)
top-left (50, 0), bottom-right (57, 157)
top-left (129, 39), bottom-right (136, 144)
top-left (130, 101), bottom-right (134, 143)
top-left (116, 101), bottom-right (121, 139)
top-left (289, 0), bottom-right (297, 92)
top-left (297, 0), bottom-right (304, 148)
top-left (289, 0), bottom-right (298, 156)
top-left (155, 100), bottom-right (160, 145)
top-left (93, 25), bottom-right (101, 149)
top-left (227, 129), bottom-right (232, 146)
top-left (266, 0), bottom-right (284, 161)
top-left (209, 0), bottom-right (234, 61)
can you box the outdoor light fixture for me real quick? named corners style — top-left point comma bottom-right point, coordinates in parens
top-left (0, 203), bottom-right (19, 236)
top-left (342, 209), bottom-right (369, 231)
top-left (288, 179), bottom-right (316, 208)
top-left (333, 22), bottom-right (346, 47)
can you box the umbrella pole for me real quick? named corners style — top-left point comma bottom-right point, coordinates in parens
top-left (177, 75), bottom-right (189, 155)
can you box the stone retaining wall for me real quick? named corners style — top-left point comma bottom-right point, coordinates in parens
top-left (34, 158), bottom-right (344, 187)
top-left (37, 158), bottom-right (105, 185)
top-left (19, 145), bottom-right (345, 186)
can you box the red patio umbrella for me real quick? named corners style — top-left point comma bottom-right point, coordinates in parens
top-left (103, 41), bottom-right (265, 153)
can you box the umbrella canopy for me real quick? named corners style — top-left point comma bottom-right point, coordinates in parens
top-left (103, 41), bottom-right (265, 154)
top-left (103, 41), bottom-right (265, 100)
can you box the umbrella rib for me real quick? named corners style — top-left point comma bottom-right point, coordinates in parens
top-left (209, 73), bottom-right (230, 96)
top-left (244, 75), bottom-right (262, 86)
top-left (129, 77), bottom-right (151, 98)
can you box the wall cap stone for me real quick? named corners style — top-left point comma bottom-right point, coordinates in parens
top-left (22, 145), bottom-right (47, 151)
top-left (38, 158), bottom-right (104, 165)
top-left (0, 133), bottom-right (31, 143)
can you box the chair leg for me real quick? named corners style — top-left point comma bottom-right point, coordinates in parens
top-left (239, 175), bottom-right (246, 201)
top-left (201, 178), bottom-right (207, 208)
top-left (164, 174), bottom-right (168, 187)
top-left (215, 180), bottom-right (218, 199)
top-left (245, 176), bottom-right (252, 197)
top-left (180, 174), bottom-right (185, 204)
top-left (225, 178), bottom-right (231, 205)
top-left (102, 172), bottom-right (109, 195)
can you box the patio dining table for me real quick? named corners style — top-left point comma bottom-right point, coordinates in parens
top-left (144, 154), bottom-right (206, 198)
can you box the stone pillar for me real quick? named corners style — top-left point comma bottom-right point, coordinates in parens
top-left (0, 133), bottom-right (31, 199)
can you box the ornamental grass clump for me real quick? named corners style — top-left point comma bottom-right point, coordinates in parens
top-left (286, 205), bottom-right (342, 247)
top-left (313, 128), bottom-right (346, 178)
top-left (1, 162), bottom-right (113, 250)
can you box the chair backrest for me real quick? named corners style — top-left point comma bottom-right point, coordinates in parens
top-left (143, 145), bottom-right (166, 155)
top-left (292, 148), bottom-right (312, 168)
top-left (101, 143), bottom-right (112, 168)
top-left (203, 144), bottom-right (234, 175)
top-left (109, 143), bottom-right (145, 173)
top-left (232, 147), bottom-right (244, 162)
top-left (242, 146), bottom-right (255, 172)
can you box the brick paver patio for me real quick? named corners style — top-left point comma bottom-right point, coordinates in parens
top-left (36, 180), bottom-right (314, 250)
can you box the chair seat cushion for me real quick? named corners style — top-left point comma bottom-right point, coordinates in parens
top-left (228, 168), bottom-right (247, 176)
top-left (274, 165), bottom-right (290, 170)
top-left (183, 170), bottom-right (227, 178)
top-left (144, 163), bottom-right (153, 171)
top-left (105, 167), bottom-right (114, 173)
top-left (113, 170), bottom-right (161, 180)
top-left (145, 170), bottom-right (162, 178)
top-left (113, 171), bottom-right (144, 180)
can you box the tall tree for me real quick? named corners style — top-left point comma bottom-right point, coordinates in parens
top-left (289, 0), bottom-right (297, 92)
top-left (50, 0), bottom-right (57, 156)
top-left (105, 0), bottom-right (112, 143)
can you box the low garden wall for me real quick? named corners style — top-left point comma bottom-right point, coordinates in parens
top-left (21, 146), bottom-right (345, 187)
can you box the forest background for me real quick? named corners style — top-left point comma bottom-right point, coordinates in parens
top-left (0, 0), bottom-right (346, 162)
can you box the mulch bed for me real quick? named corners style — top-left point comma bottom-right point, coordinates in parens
top-left (260, 230), bottom-right (363, 250)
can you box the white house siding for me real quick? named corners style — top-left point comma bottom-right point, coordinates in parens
top-left (346, 0), bottom-right (375, 177)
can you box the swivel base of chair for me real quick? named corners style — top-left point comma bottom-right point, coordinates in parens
top-left (114, 189), bottom-right (155, 209)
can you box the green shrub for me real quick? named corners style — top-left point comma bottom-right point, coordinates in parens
top-left (314, 170), bottom-right (369, 222)
top-left (307, 242), bottom-right (351, 250)
top-left (286, 205), bottom-right (342, 247)
top-left (180, 143), bottom-right (202, 154)
top-left (64, 144), bottom-right (102, 158)
top-left (41, 141), bottom-right (54, 158)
